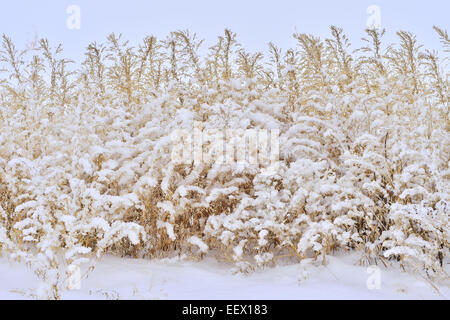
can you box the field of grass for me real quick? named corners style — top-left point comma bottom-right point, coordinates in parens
top-left (0, 27), bottom-right (448, 299)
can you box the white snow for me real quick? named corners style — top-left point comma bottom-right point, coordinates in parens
top-left (0, 252), bottom-right (448, 300)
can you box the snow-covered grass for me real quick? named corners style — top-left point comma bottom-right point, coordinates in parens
top-left (1, 252), bottom-right (448, 300)
top-left (0, 27), bottom-right (449, 299)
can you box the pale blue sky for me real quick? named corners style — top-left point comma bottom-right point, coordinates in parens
top-left (0, 0), bottom-right (448, 61)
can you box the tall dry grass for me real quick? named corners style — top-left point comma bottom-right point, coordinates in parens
top-left (0, 26), bottom-right (448, 298)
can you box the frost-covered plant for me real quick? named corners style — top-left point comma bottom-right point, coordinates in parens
top-left (0, 26), bottom-right (448, 298)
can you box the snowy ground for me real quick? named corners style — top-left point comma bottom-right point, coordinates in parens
top-left (0, 252), bottom-right (448, 300)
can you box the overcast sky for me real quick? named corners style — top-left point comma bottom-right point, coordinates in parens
top-left (0, 0), bottom-right (448, 62)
